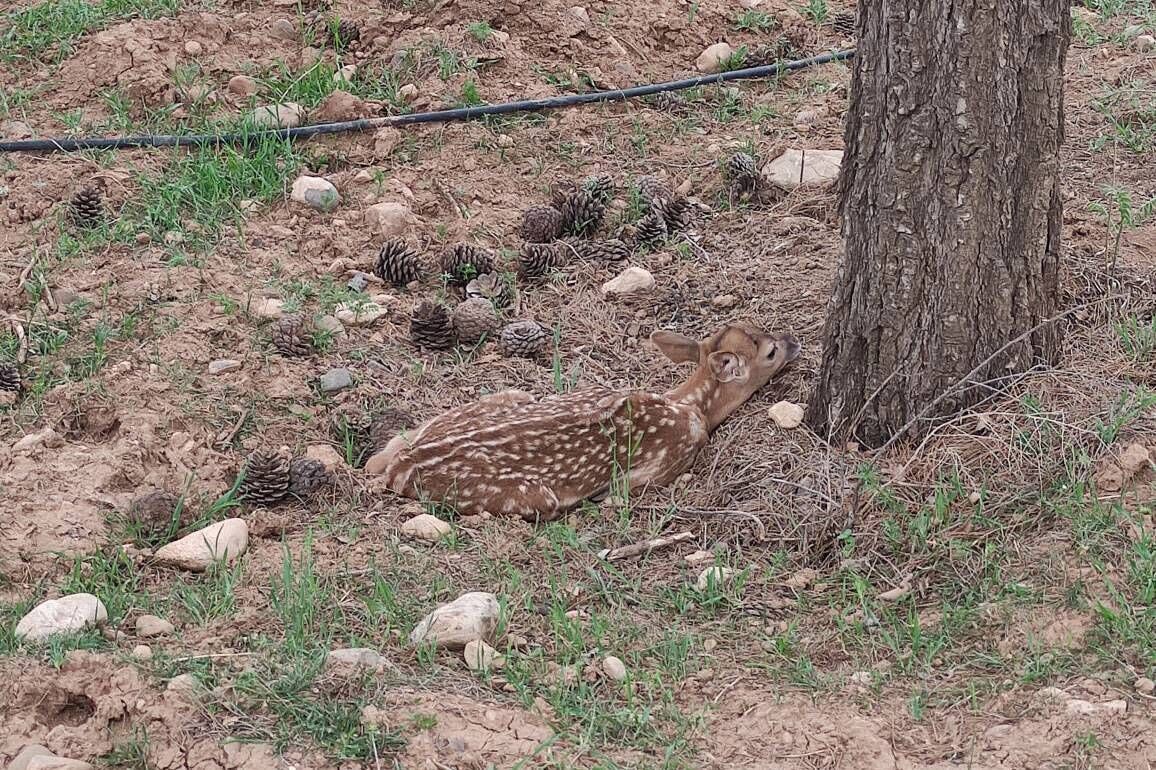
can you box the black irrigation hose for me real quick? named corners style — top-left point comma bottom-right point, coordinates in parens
top-left (0, 49), bottom-right (854, 154)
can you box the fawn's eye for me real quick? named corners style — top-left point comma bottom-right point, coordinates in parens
top-left (766, 347), bottom-right (777, 360)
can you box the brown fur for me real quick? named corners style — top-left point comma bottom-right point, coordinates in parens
top-left (366, 325), bottom-right (800, 521)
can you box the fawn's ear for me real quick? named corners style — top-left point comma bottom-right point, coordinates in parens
top-left (650, 330), bottom-right (701, 364)
top-left (707, 351), bottom-right (748, 383)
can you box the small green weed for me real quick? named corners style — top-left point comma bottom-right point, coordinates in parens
top-left (734, 9), bottom-right (776, 32)
top-left (0, 0), bottom-right (182, 64)
top-left (467, 21), bottom-right (493, 41)
top-left (800, 0), bottom-right (829, 23)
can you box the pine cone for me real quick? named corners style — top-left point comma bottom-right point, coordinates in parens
top-left (518, 243), bottom-right (567, 279)
top-left (558, 188), bottom-right (606, 238)
top-left (69, 186), bottom-right (104, 229)
top-left (288, 457), bottom-right (333, 498)
top-left (582, 175), bottom-right (615, 206)
top-left (410, 300), bottom-right (455, 350)
top-left (0, 360), bottom-right (22, 397)
top-left (368, 407), bottom-right (416, 452)
top-left (572, 238), bottom-right (630, 262)
top-left (499, 320), bottom-right (550, 358)
top-left (452, 298), bottom-right (499, 344)
top-left (271, 315), bottom-right (315, 357)
top-left (520, 205), bottom-right (565, 243)
top-left (831, 11), bottom-right (856, 37)
top-left (440, 243), bottom-right (495, 285)
top-left (636, 175), bottom-right (674, 207)
top-left (238, 450), bottom-right (291, 506)
top-left (321, 18), bottom-right (360, 50)
top-left (648, 91), bottom-right (688, 113)
top-left (126, 490), bottom-right (182, 532)
top-left (634, 211), bottom-right (669, 246)
top-left (726, 152), bottom-right (760, 196)
top-left (465, 272), bottom-right (513, 309)
top-left (374, 239), bottom-right (424, 288)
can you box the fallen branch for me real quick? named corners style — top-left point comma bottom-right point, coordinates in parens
top-left (597, 531), bottom-right (694, 561)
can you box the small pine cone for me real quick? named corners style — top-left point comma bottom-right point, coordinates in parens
top-left (238, 450), bottom-right (291, 506)
top-left (410, 300), bottom-right (456, 350)
top-left (582, 175), bottom-right (615, 206)
top-left (440, 243), bottom-right (495, 285)
top-left (518, 243), bottom-right (566, 279)
top-left (127, 490), bottom-right (182, 531)
top-left (0, 360), bottom-right (22, 396)
top-left (271, 315), bottom-right (315, 357)
top-left (465, 272), bottom-right (513, 309)
top-left (636, 175), bottom-right (674, 207)
top-left (368, 407), bottom-right (416, 452)
top-left (452, 298), bottom-right (499, 344)
top-left (726, 152), bottom-right (760, 196)
top-left (573, 238), bottom-right (630, 263)
top-left (654, 195), bottom-right (692, 232)
top-left (831, 11), bottom-right (856, 37)
top-left (288, 457), bottom-right (333, 499)
top-left (634, 211), bottom-right (668, 246)
top-left (69, 186), bottom-right (105, 229)
top-left (374, 238), bottom-right (424, 288)
top-left (648, 91), bottom-right (687, 113)
top-left (558, 189), bottom-right (606, 238)
top-left (520, 205), bottom-right (565, 243)
top-left (498, 320), bottom-right (550, 358)
top-left (321, 18), bottom-right (360, 50)
top-left (549, 180), bottom-right (580, 210)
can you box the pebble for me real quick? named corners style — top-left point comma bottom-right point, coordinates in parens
top-left (269, 18), bottom-right (297, 40)
top-left (696, 42), bottom-right (735, 74)
top-left (1135, 677), bottom-right (1155, 694)
top-left (398, 83), bottom-right (420, 102)
top-left (227, 75), bottom-right (258, 98)
top-left (364, 200), bottom-right (416, 238)
top-left (249, 102), bottom-right (305, 129)
top-left (711, 294), bottom-right (738, 309)
top-left (15, 594), bottom-right (108, 641)
top-left (410, 591), bottom-right (500, 650)
top-left (183, 40), bottom-right (203, 56)
top-left (1135, 34), bottom-right (1156, 52)
top-left (19, 755), bottom-right (94, 770)
top-left (684, 550), bottom-right (714, 567)
top-left (9, 745), bottom-right (55, 770)
top-left (135, 614), bottom-right (175, 637)
top-left (154, 519), bottom-right (249, 572)
top-left (794, 109), bottom-right (820, 127)
top-left (131, 644), bottom-right (153, 660)
top-left (602, 655), bottom-right (627, 681)
top-left (134, 232), bottom-right (151, 245)
top-left (767, 401), bottom-right (805, 429)
top-left (464, 639), bottom-right (503, 672)
top-left (335, 302), bottom-right (388, 327)
top-left (208, 358), bottom-right (242, 375)
top-left (166, 673), bottom-right (200, 699)
top-left (695, 566), bottom-right (736, 591)
top-left (761, 148), bottom-right (843, 190)
top-left (306, 444), bottom-right (345, 472)
top-left (1122, 24), bottom-right (1146, 39)
top-left (13, 427), bottom-right (63, 452)
top-left (319, 368), bottom-right (354, 393)
top-left (314, 314), bottom-right (347, 339)
top-left (346, 272), bottom-right (370, 293)
top-left (850, 671), bottom-right (872, 686)
top-left (1, 119), bottom-right (33, 139)
top-left (326, 647), bottom-right (387, 672)
top-left (290, 175), bottom-right (340, 212)
top-left (401, 513), bottom-right (452, 542)
top-left (1119, 442), bottom-right (1151, 475)
top-left (251, 297), bottom-right (285, 319)
top-left (313, 89), bottom-right (368, 122)
top-left (601, 266), bottom-right (655, 296)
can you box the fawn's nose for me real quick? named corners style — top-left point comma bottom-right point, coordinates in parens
top-left (780, 334), bottom-right (801, 361)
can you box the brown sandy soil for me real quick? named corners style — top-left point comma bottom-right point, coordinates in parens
top-left (2, 0), bottom-right (1155, 767)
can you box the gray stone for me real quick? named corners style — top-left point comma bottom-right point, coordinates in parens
top-left (135, 614), bottom-right (175, 637)
top-left (601, 267), bottom-right (655, 296)
top-left (15, 594), bottom-right (108, 641)
top-left (695, 566), bottom-right (736, 591)
top-left (314, 314), bottom-right (347, 339)
top-left (767, 401), bottom-right (805, 429)
top-left (401, 513), bottom-right (452, 542)
top-left (602, 655), bottom-right (627, 681)
top-left (208, 359), bottom-right (242, 375)
top-left (1, 119), bottom-right (33, 140)
top-left (269, 18), bottom-right (297, 40)
top-left (319, 368), bottom-right (354, 393)
top-left (760, 149), bottom-right (843, 190)
top-left (346, 272), bottom-right (370, 293)
top-left (363, 201), bottom-right (416, 237)
top-left (131, 644), bottom-right (153, 660)
top-left (226, 75), bottom-right (259, 98)
top-left (326, 647), bottom-right (386, 672)
top-left (26, 758), bottom-right (94, 770)
top-left (153, 519), bottom-right (248, 572)
top-left (410, 592), bottom-right (500, 650)
top-left (1135, 34), bottom-right (1156, 52)
top-left (696, 42), bottom-right (735, 74)
top-left (290, 175), bottom-right (340, 211)
top-left (249, 102), bottom-right (305, 129)
top-left (8, 745), bottom-right (55, 770)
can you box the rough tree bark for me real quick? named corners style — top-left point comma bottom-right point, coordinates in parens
top-left (806, 0), bottom-right (1071, 447)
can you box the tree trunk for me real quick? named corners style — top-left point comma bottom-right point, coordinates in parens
top-left (806, 0), bottom-right (1070, 447)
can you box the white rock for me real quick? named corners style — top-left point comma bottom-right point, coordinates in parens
top-left (9, 746), bottom-right (55, 770)
top-left (696, 42), bottom-right (735, 74)
top-left (1066, 698), bottom-right (1127, 716)
top-left (208, 358), bottom-right (242, 375)
top-left (1135, 34), bottom-right (1156, 51)
top-left (290, 175), bottom-right (340, 212)
top-left (401, 513), bottom-right (452, 543)
top-left (226, 75), bottom-right (258, 98)
top-left (1134, 677), bottom-right (1155, 694)
top-left (398, 83), bottom-right (420, 102)
top-left (711, 294), bottom-right (738, 309)
top-left (326, 647), bottom-right (386, 672)
top-left (306, 444), bottom-right (345, 472)
top-left (767, 401), bottom-right (805, 429)
top-left (135, 614), bottom-right (175, 637)
top-left (601, 267), bottom-right (655, 296)
top-left (335, 301), bottom-right (388, 326)
top-left (761, 148), bottom-right (844, 190)
top-left (695, 566), bottom-right (736, 591)
top-left (364, 201), bottom-right (417, 238)
top-left (13, 427), bottom-right (63, 452)
top-left (184, 40), bottom-right (203, 56)
top-left (314, 314), bottom-right (347, 338)
top-left (15, 594), bottom-right (108, 641)
top-left (249, 102), bottom-right (305, 129)
top-left (602, 655), bottom-right (627, 681)
top-left (154, 519), bottom-right (249, 572)
top-left (463, 639), bottom-right (502, 672)
top-left (131, 644), bottom-right (153, 660)
top-left (251, 297), bottom-right (285, 319)
top-left (684, 550), bottom-right (714, 567)
top-left (26, 759), bottom-right (94, 770)
top-left (850, 670), bottom-right (872, 686)
top-left (410, 591), bottom-right (500, 649)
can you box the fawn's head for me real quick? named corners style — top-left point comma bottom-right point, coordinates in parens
top-left (651, 324), bottom-right (801, 428)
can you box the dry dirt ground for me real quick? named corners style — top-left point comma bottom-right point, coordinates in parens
top-left (1, 0), bottom-right (1155, 768)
